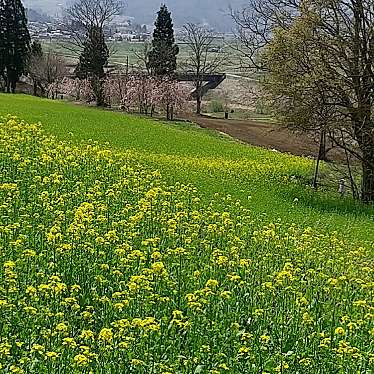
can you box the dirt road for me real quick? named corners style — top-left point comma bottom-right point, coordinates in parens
top-left (184, 114), bottom-right (330, 159)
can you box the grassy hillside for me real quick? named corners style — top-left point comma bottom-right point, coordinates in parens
top-left (1, 114), bottom-right (374, 373)
top-left (0, 94), bottom-right (373, 242)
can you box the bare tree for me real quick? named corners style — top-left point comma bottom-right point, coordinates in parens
top-left (182, 23), bottom-right (226, 114)
top-left (133, 42), bottom-right (151, 74)
top-left (65, 0), bottom-right (123, 51)
top-left (230, 1), bottom-right (298, 71)
top-left (232, 0), bottom-right (374, 203)
top-left (64, 0), bottom-right (123, 106)
top-left (29, 52), bottom-right (68, 98)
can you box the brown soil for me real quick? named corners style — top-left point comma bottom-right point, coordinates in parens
top-left (184, 114), bottom-right (343, 161)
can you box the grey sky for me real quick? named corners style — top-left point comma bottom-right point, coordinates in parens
top-left (25, 0), bottom-right (245, 30)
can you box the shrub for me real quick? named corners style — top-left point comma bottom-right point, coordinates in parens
top-left (209, 99), bottom-right (225, 113)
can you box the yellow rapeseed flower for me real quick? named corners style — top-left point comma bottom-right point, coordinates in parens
top-left (73, 354), bottom-right (89, 366)
top-left (98, 328), bottom-right (113, 344)
top-left (45, 351), bottom-right (60, 360)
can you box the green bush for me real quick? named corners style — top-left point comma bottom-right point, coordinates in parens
top-left (209, 99), bottom-right (225, 113)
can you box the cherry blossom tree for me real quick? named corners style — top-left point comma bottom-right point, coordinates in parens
top-left (60, 77), bottom-right (95, 102)
top-left (157, 77), bottom-right (189, 120)
top-left (126, 74), bottom-right (157, 115)
top-left (101, 74), bottom-right (190, 119)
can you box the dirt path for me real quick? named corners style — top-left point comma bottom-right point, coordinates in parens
top-left (184, 114), bottom-right (336, 160)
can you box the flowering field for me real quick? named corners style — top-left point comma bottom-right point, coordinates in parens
top-left (2, 93), bottom-right (373, 241)
top-left (1, 115), bottom-right (373, 373)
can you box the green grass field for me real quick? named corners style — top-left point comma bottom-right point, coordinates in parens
top-left (1, 94), bottom-right (373, 242)
top-left (1, 94), bottom-right (374, 373)
top-left (42, 40), bottom-right (238, 72)
top-left (43, 40), bottom-right (189, 60)
top-left (43, 40), bottom-right (149, 66)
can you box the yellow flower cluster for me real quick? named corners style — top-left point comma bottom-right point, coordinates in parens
top-left (0, 116), bottom-right (373, 373)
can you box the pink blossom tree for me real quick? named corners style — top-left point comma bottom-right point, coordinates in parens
top-left (43, 72), bottom-right (190, 121)
top-left (126, 74), bottom-right (157, 115)
top-left (103, 76), bottom-right (130, 109)
top-left (60, 77), bottom-right (95, 102)
top-left (157, 78), bottom-right (189, 120)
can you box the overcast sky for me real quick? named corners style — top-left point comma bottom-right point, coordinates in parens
top-left (125, 0), bottom-right (245, 30)
top-left (25, 0), bottom-right (246, 31)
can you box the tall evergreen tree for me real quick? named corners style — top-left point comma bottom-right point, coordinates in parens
top-left (0, 1), bottom-right (6, 86)
top-left (0, 0), bottom-right (30, 92)
top-left (148, 4), bottom-right (179, 76)
top-left (75, 26), bottom-right (109, 106)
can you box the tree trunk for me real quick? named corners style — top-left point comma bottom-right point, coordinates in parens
top-left (313, 130), bottom-right (326, 189)
top-left (353, 114), bottom-right (374, 203)
top-left (170, 105), bottom-right (174, 121)
top-left (6, 69), bottom-right (18, 93)
top-left (10, 80), bottom-right (16, 93)
top-left (40, 85), bottom-right (46, 98)
top-left (33, 81), bottom-right (38, 96)
top-left (91, 76), bottom-right (106, 107)
top-left (5, 77), bottom-right (10, 93)
top-left (361, 155), bottom-right (374, 203)
top-left (319, 129), bottom-right (327, 161)
top-left (0, 73), bottom-right (5, 92)
top-left (196, 96), bottom-right (202, 115)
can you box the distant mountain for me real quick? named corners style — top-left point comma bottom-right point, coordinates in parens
top-left (125, 0), bottom-right (244, 31)
top-left (23, 0), bottom-right (245, 31)
top-left (23, 0), bottom-right (63, 19)
top-left (26, 8), bottom-right (52, 22)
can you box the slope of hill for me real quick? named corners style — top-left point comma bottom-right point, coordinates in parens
top-left (1, 95), bottom-right (374, 372)
top-left (26, 7), bottom-right (52, 22)
top-left (0, 94), bottom-right (373, 242)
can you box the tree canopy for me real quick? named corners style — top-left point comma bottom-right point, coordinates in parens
top-left (75, 26), bottom-right (109, 106)
top-left (233, 0), bottom-right (374, 202)
top-left (0, 0), bottom-right (30, 92)
top-left (148, 4), bottom-right (179, 76)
